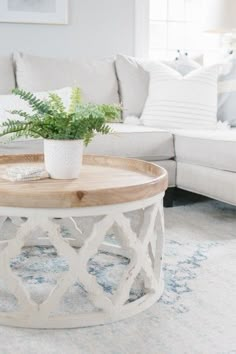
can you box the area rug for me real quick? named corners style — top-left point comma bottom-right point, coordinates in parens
top-left (0, 197), bottom-right (235, 354)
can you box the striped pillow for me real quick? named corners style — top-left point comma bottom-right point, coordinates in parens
top-left (218, 54), bottom-right (236, 127)
top-left (141, 63), bottom-right (219, 130)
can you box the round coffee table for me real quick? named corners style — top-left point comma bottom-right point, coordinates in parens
top-left (0, 154), bottom-right (168, 329)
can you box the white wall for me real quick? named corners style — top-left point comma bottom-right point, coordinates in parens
top-left (0, 0), bottom-right (136, 59)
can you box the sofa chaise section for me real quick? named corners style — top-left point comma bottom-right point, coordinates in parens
top-left (175, 129), bottom-right (236, 206)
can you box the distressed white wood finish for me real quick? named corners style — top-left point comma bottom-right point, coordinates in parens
top-left (0, 194), bottom-right (165, 329)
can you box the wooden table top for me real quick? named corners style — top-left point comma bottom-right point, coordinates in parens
top-left (0, 154), bottom-right (168, 208)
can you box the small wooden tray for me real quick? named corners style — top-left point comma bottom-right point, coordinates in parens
top-left (0, 154), bottom-right (168, 208)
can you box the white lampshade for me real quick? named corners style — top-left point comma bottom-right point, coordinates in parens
top-left (204, 0), bottom-right (236, 33)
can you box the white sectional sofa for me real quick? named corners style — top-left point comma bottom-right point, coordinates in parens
top-left (87, 124), bottom-right (236, 206)
top-left (0, 53), bottom-right (236, 207)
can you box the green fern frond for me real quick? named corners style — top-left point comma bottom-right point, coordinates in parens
top-left (9, 110), bottom-right (35, 120)
top-left (0, 119), bottom-right (30, 136)
top-left (99, 104), bottom-right (122, 122)
top-left (48, 93), bottom-right (66, 114)
top-left (69, 87), bottom-right (82, 113)
top-left (0, 89), bottom-right (122, 144)
top-left (12, 88), bottom-right (52, 115)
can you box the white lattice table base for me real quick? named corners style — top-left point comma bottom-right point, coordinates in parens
top-left (0, 194), bottom-right (165, 329)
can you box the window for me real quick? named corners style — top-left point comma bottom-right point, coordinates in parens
top-left (149, 0), bottom-right (221, 61)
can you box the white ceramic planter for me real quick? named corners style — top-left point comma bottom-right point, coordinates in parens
top-left (44, 139), bottom-right (83, 179)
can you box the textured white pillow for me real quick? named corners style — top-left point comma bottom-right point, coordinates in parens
top-left (0, 87), bottom-right (72, 140)
top-left (141, 63), bottom-right (219, 130)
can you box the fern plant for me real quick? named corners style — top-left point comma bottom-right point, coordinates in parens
top-left (0, 88), bottom-right (121, 146)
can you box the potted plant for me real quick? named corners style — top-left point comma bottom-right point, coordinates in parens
top-left (0, 88), bottom-right (121, 179)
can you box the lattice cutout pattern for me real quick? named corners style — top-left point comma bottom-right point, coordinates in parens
top-left (0, 198), bottom-right (164, 328)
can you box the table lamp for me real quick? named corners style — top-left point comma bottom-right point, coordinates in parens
top-left (204, 0), bottom-right (236, 48)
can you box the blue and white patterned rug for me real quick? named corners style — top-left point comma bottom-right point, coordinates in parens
top-left (0, 198), bottom-right (235, 354)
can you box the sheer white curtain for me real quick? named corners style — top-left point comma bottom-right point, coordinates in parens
top-left (149, 0), bottom-right (221, 62)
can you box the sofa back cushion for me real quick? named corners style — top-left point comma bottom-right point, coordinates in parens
top-left (141, 63), bottom-right (218, 130)
top-left (115, 54), bottom-right (149, 118)
top-left (14, 52), bottom-right (119, 104)
top-left (0, 56), bottom-right (15, 94)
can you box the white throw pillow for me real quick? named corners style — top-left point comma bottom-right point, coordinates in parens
top-left (218, 52), bottom-right (236, 127)
top-left (0, 87), bottom-right (72, 141)
top-left (141, 63), bottom-right (219, 130)
top-left (116, 53), bottom-right (202, 118)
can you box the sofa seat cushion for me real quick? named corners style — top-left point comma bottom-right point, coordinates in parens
top-left (0, 140), bottom-right (176, 188)
top-left (0, 124), bottom-right (174, 161)
top-left (85, 123), bottom-right (175, 161)
top-left (174, 129), bottom-right (236, 172)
